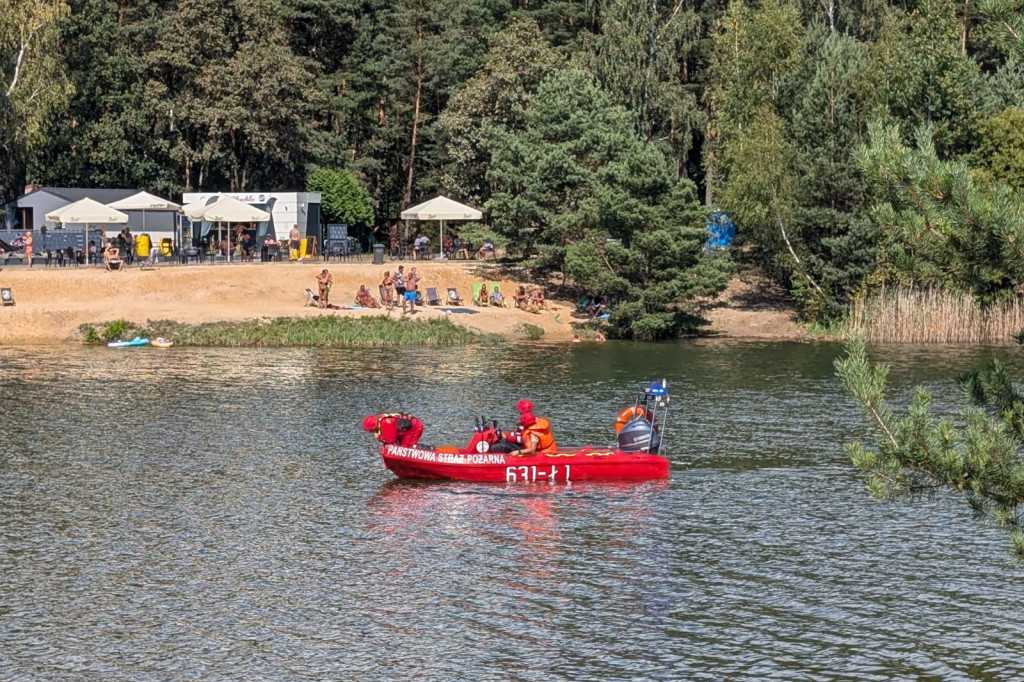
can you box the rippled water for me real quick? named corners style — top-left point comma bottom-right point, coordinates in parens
top-left (2, 341), bottom-right (1023, 680)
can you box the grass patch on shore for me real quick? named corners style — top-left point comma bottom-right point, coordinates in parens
top-left (80, 316), bottom-right (502, 347)
top-left (518, 323), bottom-right (545, 340)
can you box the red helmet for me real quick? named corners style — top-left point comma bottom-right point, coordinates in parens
top-left (517, 399), bottom-right (533, 413)
top-left (521, 412), bottom-right (537, 427)
top-left (362, 415), bottom-right (379, 431)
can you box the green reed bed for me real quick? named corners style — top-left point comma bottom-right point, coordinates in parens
top-left (81, 316), bottom-right (502, 347)
top-left (847, 286), bottom-right (1024, 344)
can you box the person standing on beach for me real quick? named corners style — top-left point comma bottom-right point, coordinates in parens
top-left (23, 230), bottom-right (33, 268)
top-left (382, 270), bottom-right (395, 308)
top-left (406, 267), bottom-right (420, 309)
top-left (289, 224), bottom-right (301, 261)
top-left (316, 269), bottom-right (332, 309)
top-left (394, 265), bottom-right (408, 313)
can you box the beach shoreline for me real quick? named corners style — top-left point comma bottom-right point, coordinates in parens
top-left (0, 261), bottom-right (807, 345)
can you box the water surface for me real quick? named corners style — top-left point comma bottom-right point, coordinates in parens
top-left (1, 341), bottom-right (1022, 680)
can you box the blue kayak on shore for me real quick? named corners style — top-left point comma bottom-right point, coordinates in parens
top-left (108, 337), bottom-right (150, 348)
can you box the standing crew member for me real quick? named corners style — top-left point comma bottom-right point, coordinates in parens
top-left (510, 413), bottom-right (557, 456)
top-left (363, 413), bottom-right (424, 447)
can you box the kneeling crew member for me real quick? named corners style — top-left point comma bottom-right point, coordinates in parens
top-left (363, 413), bottom-right (424, 447)
top-left (510, 413), bottom-right (557, 456)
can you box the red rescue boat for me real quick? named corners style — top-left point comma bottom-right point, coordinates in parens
top-left (376, 380), bottom-right (673, 483)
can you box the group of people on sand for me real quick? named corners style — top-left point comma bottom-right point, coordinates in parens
top-left (473, 281), bottom-right (549, 312)
top-left (512, 285), bottom-right (550, 312)
top-left (380, 265), bottom-right (420, 313)
top-left (315, 265), bottom-right (424, 312)
top-left (362, 398), bottom-right (557, 455)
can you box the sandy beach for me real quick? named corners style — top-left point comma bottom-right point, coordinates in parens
top-left (0, 259), bottom-right (805, 345)
top-left (0, 259), bottom-right (581, 345)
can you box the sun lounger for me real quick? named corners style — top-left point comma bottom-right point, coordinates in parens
top-left (447, 287), bottom-right (463, 305)
top-left (472, 282), bottom-right (487, 306)
top-left (304, 288), bottom-right (319, 307)
top-left (1, 287), bottom-right (14, 306)
top-left (426, 287), bottom-right (442, 305)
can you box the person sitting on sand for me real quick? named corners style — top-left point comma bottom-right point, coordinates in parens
top-left (104, 242), bottom-right (122, 271)
top-left (476, 281), bottom-right (490, 306)
top-left (514, 285), bottom-right (529, 310)
top-left (530, 289), bottom-right (550, 311)
top-left (356, 285), bottom-right (381, 308)
top-left (316, 269), bottom-right (333, 309)
top-left (490, 285), bottom-right (506, 307)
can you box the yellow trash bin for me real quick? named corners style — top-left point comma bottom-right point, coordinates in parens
top-left (136, 233), bottom-right (151, 259)
top-left (160, 238), bottom-right (173, 257)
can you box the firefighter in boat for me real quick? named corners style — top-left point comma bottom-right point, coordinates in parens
top-left (363, 413), bottom-right (424, 447)
top-left (505, 399), bottom-right (534, 447)
top-left (510, 412), bottom-right (557, 456)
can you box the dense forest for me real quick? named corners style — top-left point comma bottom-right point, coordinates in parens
top-left (3, 0), bottom-right (1024, 337)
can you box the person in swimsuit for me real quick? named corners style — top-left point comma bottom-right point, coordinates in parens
top-left (382, 270), bottom-right (395, 308)
top-left (394, 265), bottom-right (408, 313)
top-left (316, 269), bottom-right (333, 309)
top-left (24, 231), bottom-right (33, 268)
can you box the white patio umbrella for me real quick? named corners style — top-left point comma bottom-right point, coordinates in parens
top-left (107, 191), bottom-right (181, 239)
top-left (182, 195), bottom-right (270, 262)
top-left (400, 196), bottom-right (482, 259)
top-left (46, 198), bottom-right (129, 265)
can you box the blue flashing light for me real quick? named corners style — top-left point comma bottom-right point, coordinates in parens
top-left (645, 380), bottom-right (667, 396)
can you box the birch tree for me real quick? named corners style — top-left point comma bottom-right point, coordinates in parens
top-left (0, 0), bottom-right (71, 200)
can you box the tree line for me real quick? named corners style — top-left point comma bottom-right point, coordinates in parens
top-left (3, 0), bottom-right (1024, 337)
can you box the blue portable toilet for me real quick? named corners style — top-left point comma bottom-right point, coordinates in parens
top-left (705, 211), bottom-right (735, 250)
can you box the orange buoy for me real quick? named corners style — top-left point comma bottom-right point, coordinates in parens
top-left (614, 406), bottom-right (653, 433)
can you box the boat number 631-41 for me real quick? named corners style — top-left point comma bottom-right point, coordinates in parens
top-left (506, 464), bottom-right (571, 483)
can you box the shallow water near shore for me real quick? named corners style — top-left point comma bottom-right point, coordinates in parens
top-left (2, 341), bottom-right (1023, 680)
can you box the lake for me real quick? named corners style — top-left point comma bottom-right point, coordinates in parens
top-left (1, 341), bottom-right (1022, 680)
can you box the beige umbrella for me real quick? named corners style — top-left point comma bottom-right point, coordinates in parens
top-left (182, 195), bottom-right (270, 262)
top-left (46, 198), bottom-right (130, 265)
top-left (400, 196), bottom-right (482, 259)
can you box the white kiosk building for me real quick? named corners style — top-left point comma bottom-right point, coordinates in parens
top-left (180, 191), bottom-right (322, 246)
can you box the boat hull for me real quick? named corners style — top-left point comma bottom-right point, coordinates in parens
top-left (380, 444), bottom-right (670, 483)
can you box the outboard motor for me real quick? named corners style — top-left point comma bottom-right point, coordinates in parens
top-left (617, 418), bottom-right (661, 453)
top-left (616, 379), bottom-right (671, 454)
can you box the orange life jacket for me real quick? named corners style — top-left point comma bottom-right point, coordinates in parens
top-left (523, 417), bottom-right (556, 454)
top-left (615, 406), bottom-right (653, 433)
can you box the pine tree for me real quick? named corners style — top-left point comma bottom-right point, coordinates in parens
top-left (836, 337), bottom-right (1024, 556)
top-left (856, 121), bottom-right (1024, 301)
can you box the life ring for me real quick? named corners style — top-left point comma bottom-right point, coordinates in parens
top-left (614, 406), bottom-right (653, 433)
